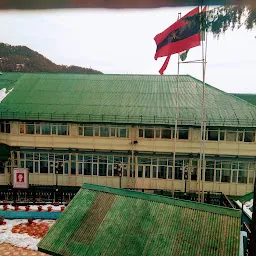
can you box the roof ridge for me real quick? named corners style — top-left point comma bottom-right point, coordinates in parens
top-left (82, 183), bottom-right (241, 218)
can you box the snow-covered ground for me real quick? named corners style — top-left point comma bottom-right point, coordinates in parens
top-left (0, 204), bottom-right (65, 211)
top-left (0, 219), bottom-right (55, 251)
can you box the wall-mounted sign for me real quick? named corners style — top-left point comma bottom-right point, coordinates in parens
top-left (13, 168), bottom-right (29, 189)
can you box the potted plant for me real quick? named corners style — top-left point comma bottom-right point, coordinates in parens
top-left (25, 205), bottom-right (30, 211)
top-left (14, 205), bottom-right (20, 211)
top-left (38, 205), bottom-right (42, 211)
top-left (47, 206), bottom-right (52, 212)
top-left (60, 206), bottom-right (65, 212)
top-left (3, 205), bottom-right (8, 211)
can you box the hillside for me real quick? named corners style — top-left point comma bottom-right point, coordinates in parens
top-left (0, 43), bottom-right (102, 74)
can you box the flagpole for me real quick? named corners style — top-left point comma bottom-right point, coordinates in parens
top-left (200, 4), bottom-right (208, 203)
top-left (172, 12), bottom-right (182, 198)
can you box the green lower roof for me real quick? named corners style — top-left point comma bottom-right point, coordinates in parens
top-left (0, 73), bottom-right (256, 127)
top-left (38, 183), bottom-right (241, 256)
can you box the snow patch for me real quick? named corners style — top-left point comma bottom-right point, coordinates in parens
top-left (0, 88), bottom-right (13, 103)
top-left (0, 219), bottom-right (55, 251)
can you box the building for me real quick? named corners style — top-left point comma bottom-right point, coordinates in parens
top-left (38, 183), bottom-right (241, 256)
top-left (0, 72), bottom-right (256, 196)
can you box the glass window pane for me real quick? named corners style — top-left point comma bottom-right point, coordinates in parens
top-left (111, 128), bottom-right (116, 137)
top-left (64, 162), bottom-right (69, 174)
top-left (84, 126), bottom-right (93, 136)
top-left (99, 164), bottom-right (107, 176)
top-left (226, 131), bottom-right (236, 141)
top-left (42, 124), bottom-right (51, 135)
top-left (220, 131), bottom-right (225, 140)
top-left (205, 169), bottom-right (214, 181)
top-left (52, 125), bottom-right (57, 135)
top-left (222, 169), bottom-right (231, 182)
top-left (145, 129), bottom-right (154, 138)
top-left (93, 164), bottom-right (98, 175)
top-left (215, 169), bottom-right (221, 182)
top-left (78, 163), bottom-right (83, 175)
top-left (158, 166), bottom-right (167, 179)
top-left (139, 129), bottom-right (143, 137)
top-left (179, 128), bottom-right (189, 139)
top-left (84, 155), bottom-right (92, 162)
top-left (175, 166), bottom-right (182, 180)
top-left (244, 132), bottom-right (255, 142)
top-left (232, 170), bottom-right (238, 183)
top-left (0, 122), bottom-right (4, 133)
top-left (238, 170), bottom-right (247, 184)
top-left (40, 161), bottom-right (48, 173)
top-left (138, 166), bottom-right (143, 177)
top-left (108, 164), bottom-right (113, 176)
top-left (208, 130), bottom-right (218, 141)
top-left (71, 162), bottom-right (76, 175)
top-left (78, 127), bottom-right (83, 136)
top-left (6, 123), bottom-right (10, 133)
top-left (35, 162), bottom-right (39, 173)
top-left (238, 132), bottom-right (244, 142)
top-left (119, 128), bottom-right (127, 138)
top-left (94, 127), bottom-right (99, 136)
top-left (20, 124), bottom-right (25, 134)
top-left (26, 161), bottom-right (33, 173)
top-left (84, 163), bottom-right (92, 175)
top-left (27, 124), bottom-right (35, 134)
top-left (35, 124), bottom-right (40, 134)
top-left (145, 166), bottom-right (150, 178)
top-left (162, 129), bottom-right (171, 139)
top-left (191, 167), bottom-right (197, 180)
top-left (155, 129), bottom-right (160, 138)
top-left (100, 127), bottom-right (110, 137)
top-left (153, 166), bottom-right (157, 178)
top-left (168, 167), bottom-right (172, 179)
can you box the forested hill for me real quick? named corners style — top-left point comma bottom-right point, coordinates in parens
top-left (0, 43), bottom-right (102, 74)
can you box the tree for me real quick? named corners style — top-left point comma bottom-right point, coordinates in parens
top-left (186, 5), bottom-right (256, 37)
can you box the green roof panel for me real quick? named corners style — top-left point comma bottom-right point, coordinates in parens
top-left (0, 72), bottom-right (256, 127)
top-left (38, 183), bottom-right (241, 256)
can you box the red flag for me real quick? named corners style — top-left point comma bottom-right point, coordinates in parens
top-left (154, 7), bottom-right (201, 74)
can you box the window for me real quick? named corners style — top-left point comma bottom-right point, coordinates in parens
top-left (145, 166), bottom-right (150, 178)
top-left (144, 129), bottom-right (154, 138)
top-left (118, 128), bottom-right (128, 138)
top-left (85, 126), bottom-right (93, 136)
top-left (100, 127), bottom-right (109, 137)
top-left (215, 169), bottom-right (221, 182)
top-left (232, 170), bottom-right (238, 183)
top-left (19, 122), bottom-right (69, 136)
top-left (71, 162), bottom-right (76, 175)
top-left (208, 130), bottom-right (218, 141)
top-left (153, 166), bottom-right (157, 178)
top-left (205, 168), bottom-right (214, 181)
top-left (138, 166), bottom-right (143, 177)
top-left (178, 128), bottom-right (189, 139)
top-left (84, 163), bottom-right (92, 175)
top-left (0, 121), bottom-right (10, 133)
top-left (139, 129), bottom-right (144, 137)
top-left (99, 164), bottom-right (107, 176)
top-left (168, 167), bottom-right (172, 179)
top-left (237, 131), bottom-right (244, 142)
top-left (238, 170), bottom-right (247, 183)
top-left (161, 129), bottom-right (172, 139)
top-left (226, 131), bottom-right (237, 141)
top-left (222, 169), bottom-right (231, 182)
top-left (244, 131), bottom-right (255, 142)
top-left (42, 124), bottom-right (51, 135)
top-left (219, 131), bottom-right (225, 140)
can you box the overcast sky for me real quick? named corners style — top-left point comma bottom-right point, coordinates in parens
top-left (0, 7), bottom-right (255, 93)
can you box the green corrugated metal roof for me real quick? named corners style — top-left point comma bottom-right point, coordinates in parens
top-left (0, 72), bottom-right (256, 127)
top-left (38, 183), bottom-right (241, 256)
top-left (232, 94), bottom-right (256, 106)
